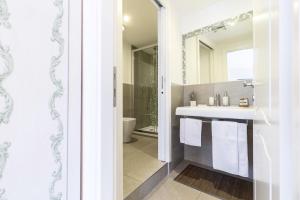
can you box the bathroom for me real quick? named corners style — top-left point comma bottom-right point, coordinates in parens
top-left (3, 0), bottom-right (300, 199)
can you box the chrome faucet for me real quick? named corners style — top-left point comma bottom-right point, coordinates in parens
top-left (243, 80), bottom-right (254, 88)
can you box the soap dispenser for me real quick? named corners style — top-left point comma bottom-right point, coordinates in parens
top-left (222, 91), bottom-right (230, 106)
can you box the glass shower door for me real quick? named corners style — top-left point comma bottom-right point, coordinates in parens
top-left (133, 46), bottom-right (158, 134)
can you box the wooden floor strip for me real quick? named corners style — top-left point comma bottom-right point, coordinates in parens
top-left (174, 165), bottom-right (253, 200)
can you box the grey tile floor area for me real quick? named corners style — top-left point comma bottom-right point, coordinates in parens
top-left (123, 134), bottom-right (165, 198)
top-left (144, 161), bottom-right (221, 200)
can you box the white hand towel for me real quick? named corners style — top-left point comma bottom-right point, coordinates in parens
top-left (238, 123), bottom-right (249, 177)
top-left (212, 121), bottom-right (239, 175)
top-left (184, 118), bottom-right (202, 147)
top-left (180, 118), bottom-right (186, 143)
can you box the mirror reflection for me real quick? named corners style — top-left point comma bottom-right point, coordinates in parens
top-left (183, 12), bottom-right (253, 85)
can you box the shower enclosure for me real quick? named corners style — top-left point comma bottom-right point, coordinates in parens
top-left (133, 45), bottom-right (158, 135)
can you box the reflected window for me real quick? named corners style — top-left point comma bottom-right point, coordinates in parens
top-left (227, 49), bottom-right (253, 81)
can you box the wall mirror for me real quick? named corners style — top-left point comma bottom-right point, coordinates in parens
top-left (182, 11), bottom-right (253, 85)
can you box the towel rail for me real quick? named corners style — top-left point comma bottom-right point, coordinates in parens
top-left (179, 116), bottom-right (251, 125)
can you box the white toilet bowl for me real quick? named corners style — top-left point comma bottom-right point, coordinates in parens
top-left (123, 118), bottom-right (136, 143)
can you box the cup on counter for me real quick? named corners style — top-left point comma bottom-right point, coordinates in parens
top-left (208, 97), bottom-right (215, 106)
top-left (190, 101), bottom-right (197, 107)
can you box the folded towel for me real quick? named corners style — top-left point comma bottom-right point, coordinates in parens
top-left (238, 123), bottom-right (249, 177)
top-left (212, 121), bottom-right (239, 175)
top-left (180, 118), bottom-right (186, 143)
top-left (184, 118), bottom-right (202, 147)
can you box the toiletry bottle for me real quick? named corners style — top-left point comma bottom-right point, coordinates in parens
top-left (216, 94), bottom-right (221, 106)
top-left (222, 91), bottom-right (229, 106)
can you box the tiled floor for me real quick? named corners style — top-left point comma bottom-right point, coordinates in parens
top-left (144, 161), bottom-right (221, 200)
top-left (123, 134), bottom-right (165, 198)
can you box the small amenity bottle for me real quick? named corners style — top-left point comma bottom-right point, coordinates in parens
top-left (222, 91), bottom-right (229, 106)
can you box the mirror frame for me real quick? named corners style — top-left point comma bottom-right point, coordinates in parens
top-left (182, 11), bottom-right (253, 84)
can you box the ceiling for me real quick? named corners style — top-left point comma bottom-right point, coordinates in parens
top-left (123, 0), bottom-right (157, 48)
top-left (204, 18), bottom-right (253, 44)
top-left (171, 0), bottom-right (223, 15)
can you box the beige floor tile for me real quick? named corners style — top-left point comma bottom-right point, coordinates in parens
top-left (123, 135), bottom-right (164, 197)
top-left (127, 135), bottom-right (156, 151)
top-left (141, 142), bottom-right (158, 158)
top-left (123, 175), bottom-right (142, 198)
top-left (145, 178), bottom-right (201, 200)
top-left (123, 143), bottom-right (138, 155)
top-left (124, 150), bottom-right (164, 181)
top-left (196, 192), bottom-right (221, 200)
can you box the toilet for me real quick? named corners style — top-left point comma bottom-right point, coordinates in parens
top-left (123, 118), bottom-right (136, 143)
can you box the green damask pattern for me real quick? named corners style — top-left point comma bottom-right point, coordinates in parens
top-left (0, 43), bottom-right (13, 125)
top-left (0, 0), bottom-right (13, 125)
top-left (0, 0), bottom-right (12, 199)
top-left (49, 0), bottom-right (65, 199)
top-left (0, 142), bottom-right (10, 200)
top-left (0, 0), bottom-right (10, 28)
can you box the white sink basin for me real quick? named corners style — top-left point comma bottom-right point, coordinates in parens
top-left (176, 105), bottom-right (255, 120)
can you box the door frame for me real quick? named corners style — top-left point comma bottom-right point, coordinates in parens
top-left (128, 0), bottom-right (170, 161)
top-left (81, 0), bottom-right (171, 199)
top-left (67, 0), bottom-right (82, 199)
top-left (116, 0), bottom-right (170, 197)
top-left (156, 1), bottom-right (171, 162)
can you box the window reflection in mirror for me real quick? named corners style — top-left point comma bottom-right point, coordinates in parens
top-left (227, 48), bottom-right (253, 81)
top-left (183, 12), bottom-right (253, 85)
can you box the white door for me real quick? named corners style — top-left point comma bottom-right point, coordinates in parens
top-left (253, 0), bottom-right (279, 199)
top-left (254, 0), bottom-right (300, 199)
top-left (0, 0), bottom-right (82, 199)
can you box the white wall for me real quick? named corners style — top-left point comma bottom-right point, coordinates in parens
top-left (184, 36), bottom-right (200, 84)
top-left (123, 40), bottom-right (133, 84)
top-left (0, 0), bottom-right (81, 199)
top-left (167, 1), bottom-right (183, 84)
